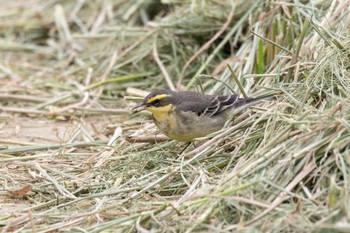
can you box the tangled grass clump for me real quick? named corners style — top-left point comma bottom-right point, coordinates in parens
top-left (1, 1), bottom-right (350, 232)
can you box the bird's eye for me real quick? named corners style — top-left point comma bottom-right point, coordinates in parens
top-left (152, 99), bottom-right (161, 106)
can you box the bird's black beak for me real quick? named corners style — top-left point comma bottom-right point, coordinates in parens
top-left (131, 103), bottom-right (147, 113)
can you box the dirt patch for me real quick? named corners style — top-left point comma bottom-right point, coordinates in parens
top-left (0, 116), bottom-right (114, 146)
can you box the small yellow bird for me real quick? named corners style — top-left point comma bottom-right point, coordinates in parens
top-left (131, 89), bottom-right (272, 142)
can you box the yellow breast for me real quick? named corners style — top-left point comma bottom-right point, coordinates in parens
top-left (146, 104), bottom-right (221, 142)
top-left (147, 104), bottom-right (176, 134)
top-left (147, 104), bottom-right (173, 121)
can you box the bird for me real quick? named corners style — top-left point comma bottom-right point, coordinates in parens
top-left (131, 89), bottom-right (273, 142)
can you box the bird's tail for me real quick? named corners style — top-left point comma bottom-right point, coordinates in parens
top-left (232, 94), bottom-right (276, 115)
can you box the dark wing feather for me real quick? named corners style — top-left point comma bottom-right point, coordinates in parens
top-left (175, 92), bottom-right (213, 116)
top-left (175, 91), bottom-right (241, 117)
top-left (201, 97), bottom-right (220, 116)
top-left (209, 95), bottom-right (238, 117)
top-left (175, 91), bottom-right (273, 117)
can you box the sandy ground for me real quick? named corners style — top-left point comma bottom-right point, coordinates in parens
top-left (0, 115), bottom-right (116, 216)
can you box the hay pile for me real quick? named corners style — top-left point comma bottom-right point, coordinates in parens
top-left (1, 0), bottom-right (350, 232)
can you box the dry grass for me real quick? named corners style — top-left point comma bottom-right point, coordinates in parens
top-left (1, 0), bottom-right (350, 232)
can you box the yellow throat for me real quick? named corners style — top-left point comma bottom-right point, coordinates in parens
top-left (147, 104), bottom-right (173, 122)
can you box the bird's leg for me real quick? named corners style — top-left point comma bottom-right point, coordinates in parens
top-left (179, 142), bottom-right (192, 155)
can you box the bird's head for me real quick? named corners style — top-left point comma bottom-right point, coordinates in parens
top-left (131, 90), bottom-right (176, 114)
